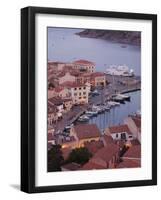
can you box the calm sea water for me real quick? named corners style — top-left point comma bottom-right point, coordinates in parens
top-left (48, 27), bottom-right (141, 129)
top-left (89, 91), bottom-right (141, 131)
top-left (48, 28), bottom-right (141, 75)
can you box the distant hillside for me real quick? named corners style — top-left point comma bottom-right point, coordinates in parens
top-left (76, 29), bottom-right (141, 46)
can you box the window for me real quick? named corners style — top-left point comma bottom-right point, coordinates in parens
top-left (83, 87), bottom-right (86, 89)
top-left (74, 93), bottom-right (77, 96)
top-left (79, 93), bottom-right (81, 96)
top-left (121, 132), bottom-right (126, 140)
top-left (116, 133), bottom-right (118, 138)
top-left (83, 92), bottom-right (86, 95)
top-left (74, 88), bottom-right (77, 90)
top-left (79, 87), bottom-right (81, 90)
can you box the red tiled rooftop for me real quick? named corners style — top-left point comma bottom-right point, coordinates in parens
top-left (108, 124), bottom-right (131, 135)
top-left (62, 98), bottom-right (72, 102)
top-left (60, 81), bottom-right (85, 88)
top-left (84, 140), bottom-right (104, 154)
top-left (116, 159), bottom-right (141, 168)
top-left (123, 145), bottom-right (141, 159)
top-left (61, 162), bottom-right (81, 171)
top-left (48, 105), bottom-right (57, 114)
top-left (81, 161), bottom-right (105, 170)
top-left (48, 97), bottom-right (64, 106)
top-left (74, 124), bottom-right (101, 140)
top-left (73, 59), bottom-right (95, 65)
top-left (130, 139), bottom-right (140, 146)
top-left (54, 86), bottom-right (64, 93)
top-left (132, 116), bottom-right (141, 129)
top-left (101, 135), bottom-right (114, 146)
top-left (91, 72), bottom-right (105, 77)
top-left (92, 144), bottom-right (119, 162)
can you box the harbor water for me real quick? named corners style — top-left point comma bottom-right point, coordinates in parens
top-left (48, 28), bottom-right (141, 75)
top-left (48, 27), bottom-right (141, 129)
top-left (88, 90), bottom-right (140, 131)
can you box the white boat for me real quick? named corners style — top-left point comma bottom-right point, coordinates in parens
top-left (86, 111), bottom-right (98, 116)
top-left (92, 89), bottom-right (100, 95)
top-left (65, 124), bottom-right (74, 130)
top-left (108, 101), bottom-right (120, 107)
top-left (105, 65), bottom-right (134, 77)
top-left (78, 115), bottom-right (90, 122)
top-left (112, 95), bottom-right (125, 103)
top-left (117, 94), bottom-right (130, 101)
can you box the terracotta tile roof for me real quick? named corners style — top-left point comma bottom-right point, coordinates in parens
top-left (132, 116), bottom-right (141, 129)
top-left (48, 97), bottom-right (64, 106)
top-left (73, 59), bottom-right (95, 65)
top-left (123, 145), bottom-right (141, 159)
top-left (62, 98), bottom-right (72, 103)
top-left (101, 135), bottom-right (114, 146)
top-left (81, 161), bottom-right (105, 170)
top-left (91, 72), bottom-right (105, 77)
top-left (92, 144), bottom-right (119, 162)
top-left (116, 159), bottom-right (141, 168)
top-left (48, 104), bottom-right (57, 114)
top-left (57, 71), bottom-right (66, 78)
top-left (84, 140), bottom-right (104, 154)
top-left (108, 124), bottom-right (131, 135)
top-left (61, 162), bottom-right (81, 171)
top-left (54, 86), bottom-right (64, 93)
top-left (82, 73), bottom-right (92, 78)
top-left (130, 139), bottom-right (140, 146)
top-left (74, 124), bottom-right (101, 140)
top-left (60, 81), bottom-right (85, 88)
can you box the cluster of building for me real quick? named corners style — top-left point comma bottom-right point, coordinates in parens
top-left (48, 113), bottom-right (141, 171)
top-left (47, 59), bottom-right (141, 171)
top-left (48, 59), bottom-right (106, 125)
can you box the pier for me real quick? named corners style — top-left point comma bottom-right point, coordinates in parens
top-left (89, 74), bottom-right (141, 105)
top-left (52, 74), bottom-right (141, 134)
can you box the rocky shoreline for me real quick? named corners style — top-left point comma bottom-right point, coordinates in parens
top-left (76, 29), bottom-right (141, 46)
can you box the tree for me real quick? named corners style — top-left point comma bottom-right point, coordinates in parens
top-left (67, 147), bottom-right (92, 165)
top-left (48, 145), bottom-right (64, 172)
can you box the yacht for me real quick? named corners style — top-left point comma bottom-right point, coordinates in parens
top-left (78, 115), bottom-right (90, 122)
top-left (105, 65), bottom-right (134, 77)
top-left (117, 94), bottom-right (130, 101)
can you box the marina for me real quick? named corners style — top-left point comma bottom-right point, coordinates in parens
top-left (47, 27), bottom-right (142, 172)
top-left (48, 28), bottom-right (141, 140)
top-left (75, 90), bottom-right (140, 132)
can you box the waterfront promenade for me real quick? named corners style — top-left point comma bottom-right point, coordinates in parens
top-left (52, 74), bottom-right (141, 134)
top-left (89, 74), bottom-right (141, 105)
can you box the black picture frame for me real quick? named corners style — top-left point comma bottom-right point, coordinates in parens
top-left (21, 6), bottom-right (157, 193)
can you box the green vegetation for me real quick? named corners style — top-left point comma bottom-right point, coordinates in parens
top-left (48, 145), bottom-right (64, 172)
top-left (66, 147), bottom-right (92, 165)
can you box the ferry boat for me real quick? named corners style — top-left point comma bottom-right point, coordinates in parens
top-left (105, 65), bottom-right (134, 77)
